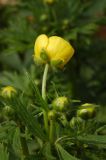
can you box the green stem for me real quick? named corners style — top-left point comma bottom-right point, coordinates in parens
top-left (42, 63), bottom-right (49, 133)
top-left (49, 120), bottom-right (55, 144)
top-left (42, 63), bottom-right (49, 100)
top-left (20, 137), bottom-right (29, 157)
top-left (43, 109), bottom-right (49, 133)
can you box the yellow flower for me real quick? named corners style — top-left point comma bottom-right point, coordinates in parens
top-left (1, 86), bottom-right (17, 98)
top-left (34, 34), bottom-right (74, 68)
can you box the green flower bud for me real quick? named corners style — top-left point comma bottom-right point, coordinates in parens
top-left (70, 117), bottom-right (84, 129)
top-left (41, 26), bottom-right (48, 32)
top-left (48, 110), bottom-right (56, 120)
top-left (62, 19), bottom-right (69, 30)
top-left (1, 86), bottom-right (17, 98)
top-left (77, 103), bottom-right (96, 120)
top-left (40, 14), bottom-right (48, 21)
top-left (34, 79), bottom-right (41, 86)
top-left (3, 106), bottom-right (15, 118)
top-left (52, 96), bottom-right (69, 112)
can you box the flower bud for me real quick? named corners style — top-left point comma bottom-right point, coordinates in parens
top-left (40, 14), bottom-right (48, 22)
top-left (52, 96), bottom-right (69, 112)
top-left (34, 79), bottom-right (41, 86)
top-left (3, 105), bottom-right (14, 118)
top-left (70, 117), bottom-right (84, 129)
top-left (62, 19), bottom-right (70, 30)
top-left (34, 34), bottom-right (74, 68)
top-left (1, 86), bottom-right (17, 98)
top-left (77, 103), bottom-right (96, 120)
top-left (41, 26), bottom-right (48, 32)
top-left (48, 110), bottom-right (56, 120)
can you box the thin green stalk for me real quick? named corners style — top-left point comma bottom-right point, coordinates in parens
top-left (43, 109), bottom-right (49, 134)
top-left (49, 120), bottom-right (55, 144)
top-left (42, 63), bottom-right (49, 133)
top-left (42, 63), bottom-right (49, 100)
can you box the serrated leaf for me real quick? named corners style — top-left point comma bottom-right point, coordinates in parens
top-left (56, 144), bottom-right (80, 160)
top-left (9, 96), bottom-right (47, 141)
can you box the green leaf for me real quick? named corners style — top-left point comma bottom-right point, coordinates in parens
top-left (0, 54), bottom-right (23, 71)
top-left (0, 121), bottom-right (17, 143)
top-left (95, 125), bottom-right (106, 135)
top-left (78, 135), bottom-right (106, 145)
top-left (56, 144), bottom-right (80, 160)
top-left (0, 143), bottom-right (9, 160)
top-left (79, 23), bottom-right (98, 35)
top-left (26, 72), bottom-right (48, 111)
top-left (12, 127), bottom-right (22, 156)
top-left (85, 0), bottom-right (106, 17)
top-left (8, 96), bottom-right (47, 141)
top-left (43, 142), bottom-right (56, 160)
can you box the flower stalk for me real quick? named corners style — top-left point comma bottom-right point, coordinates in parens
top-left (42, 63), bottom-right (49, 100)
top-left (49, 119), bottom-right (55, 144)
top-left (42, 63), bottom-right (49, 133)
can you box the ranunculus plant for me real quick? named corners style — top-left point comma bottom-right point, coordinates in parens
top-left (0, 34), bottom-right (105, 160)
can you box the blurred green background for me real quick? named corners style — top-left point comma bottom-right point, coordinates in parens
top-left (0, 0), bottom-right (106, 110)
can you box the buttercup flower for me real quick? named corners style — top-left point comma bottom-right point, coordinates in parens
top-left (1, 86), bottom-right (17, 98)
top-left (34, 34), bottom-right (74, 68)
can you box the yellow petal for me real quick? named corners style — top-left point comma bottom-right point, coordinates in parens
top-left (46, 36), bottom-right (61, 59)
top-left (55, 42), bottom-right (74, 66)
top-left (34, 34), bottom-right (49, 63)
top-left (46, 36), bottom-right (74, 67)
